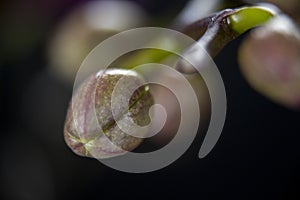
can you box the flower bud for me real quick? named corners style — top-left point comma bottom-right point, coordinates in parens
top-left (238, 15), bottom-right (300, 109)
top-left (64, 69), bottom-right (154, 159)
top-left (48, 0), bottom-right (147, 84)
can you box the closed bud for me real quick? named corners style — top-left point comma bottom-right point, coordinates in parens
top-left (64, 69), bottom-right (154, 159)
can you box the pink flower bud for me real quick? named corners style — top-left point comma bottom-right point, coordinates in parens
top-left (64, 69), bottom-right (154, 159)
top-left (239, 15), bottom-right (300, 109)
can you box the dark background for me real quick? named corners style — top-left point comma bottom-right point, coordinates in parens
top-left (0, 0), bottom-right (299, 199)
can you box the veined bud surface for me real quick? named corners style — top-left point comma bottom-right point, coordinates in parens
top-left (64, 69), bottom-right (154, 159)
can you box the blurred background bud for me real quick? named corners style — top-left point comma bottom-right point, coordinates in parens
top-left (48, 0), bottom-right (147, 84)
top-left (238, 15), bottom-right (300, 109)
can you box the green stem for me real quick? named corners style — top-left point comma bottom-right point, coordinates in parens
top-left (176, 6), bottom-right (276, 73)
top-left (227, 7), bottom-right (275, 35)
top-left (113, 6), bottom-right (276, 73)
